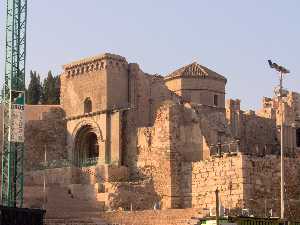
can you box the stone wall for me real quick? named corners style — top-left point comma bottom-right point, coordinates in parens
top-left (226, 99), bottom-right (279, 156)
top-left (61, 53), bottom-right (129, 117)
top-left (135, 104), bottom-right (174, 208)
top-left (24, 167), bottom-right (74, 186)
top-left (0, 105), bottom-right (67, 171)
top-left (180, 153), bottom-right (300, 219)
top-left (100, 180), bottom-right (160, 211)
top-left (243, 155), bottom-right (300, 219)
top-left (226, 92), bottom-right (300, 157)
top-left (122, 65), bottom-right (179, 175)
top-left (181, 154), bottom-right (244, 211)
top-left (135, 102), bottom-right (211, 208)
top-left (25, 106), bottom-right (67, 170)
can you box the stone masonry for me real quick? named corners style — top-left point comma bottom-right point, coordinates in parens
top-left (1, 52), bottom-right (300, 220)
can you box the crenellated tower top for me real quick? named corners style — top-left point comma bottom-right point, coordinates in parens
top-left (63, 53), bottom-right (128, 78)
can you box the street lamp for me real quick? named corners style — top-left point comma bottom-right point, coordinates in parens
top-left (268, 60), bottom-right (290, 219)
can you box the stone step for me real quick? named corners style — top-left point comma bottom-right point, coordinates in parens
top-left (97, 209), bottom-right (204, 225)
top-left (26, 186), bottom-right (106, 217)
top-left (45, 218), bottom-right (108, 225)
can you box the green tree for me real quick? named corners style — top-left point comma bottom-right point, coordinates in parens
top-left (41, 71), bottom-right (60, 104)
top-left (53, 75), bottom-right (60, 104)
top-left (27, 70), bottom-right (42, 104)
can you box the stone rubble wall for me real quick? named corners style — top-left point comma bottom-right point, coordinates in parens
top-left (180, 153), bottom-right (300, 219)
top-left (243, 155), bottom-right (300, 219)
top-left (0, 105), bottom-right (67, 171)
top-left (122, 65), bottom-right (180, 177)
top-left (136, 104), bottom-right (173, 208)
top-left (135, 102), bottom-right (214, 209)
top-left (226, 100), bottom-right (279, 156)
top-left (181, 154), bottom-right (245, 212)
top-left (226, 92), bottom-right (300, 157)
top-left (101, 180), bottom-right (160, 211)
top-left (25, 106), bottom-right (67, 170)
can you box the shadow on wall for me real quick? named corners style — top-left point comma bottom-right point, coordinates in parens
top-left (25, 107), bottom-right (67, 171)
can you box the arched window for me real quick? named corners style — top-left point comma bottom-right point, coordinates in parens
top-left (213, 94), bottom-right (218, 106)
top-left (296, 128), bottom-right (300, 148)
top-left (84, 98), bottom-right (92, 114)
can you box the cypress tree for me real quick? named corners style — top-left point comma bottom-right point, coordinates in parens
top-left (27, 71), bottom-right (42, 104)
top-left (53, 75), bottom-right (60, 104)
top-left (41, 71), bottom-right (60, 104)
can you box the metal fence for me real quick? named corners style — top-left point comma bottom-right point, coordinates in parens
top-left (30, 157), bottom-right (100, 171)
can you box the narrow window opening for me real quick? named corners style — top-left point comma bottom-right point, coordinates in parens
top-left (296, 128), bottom-right (300, 148)
top-left (213, 95), bottom-right (218, 106)
top-left (84, 98), bottom-right (92, 114)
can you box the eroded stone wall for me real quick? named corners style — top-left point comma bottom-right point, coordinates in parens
top-left (0, 105), bottom-right (67, 171)
top-left (180, 153), bottom-right (300, 219)
top-left (243, 155), bottom-right (300, 219)
top-left (226, 92), bottom-right (300, 157)
top-left (135, 102), bottom-right (212, 208)
top-left (181, 154), bottom-right (244, 211)
top-left (226, 99), bottom-right (279, 156)
top-left (25, 106), bottom-right (67, 170)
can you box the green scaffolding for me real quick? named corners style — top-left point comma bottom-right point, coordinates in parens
top-left (1, 0), bottom-right (27, 207)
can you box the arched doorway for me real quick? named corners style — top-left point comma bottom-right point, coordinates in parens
top-left (74, 125), bottom-right (100, 167)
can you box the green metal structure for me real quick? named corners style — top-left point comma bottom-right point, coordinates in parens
top-left (1, 0), bottom-right (27, 207)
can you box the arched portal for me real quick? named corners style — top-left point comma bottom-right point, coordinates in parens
top-left (74, 125), bottom-right (100, 167)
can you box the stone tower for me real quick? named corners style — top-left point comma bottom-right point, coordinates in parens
top-left (164, 62), bottom-right (227, 109)
top-left (60, 53), bottom-right (129, 167)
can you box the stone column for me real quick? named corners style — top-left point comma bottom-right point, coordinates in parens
top-left (110, 111), bottom-right (122, 166)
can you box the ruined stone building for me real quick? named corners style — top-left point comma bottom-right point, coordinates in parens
top-left (4, 53), bottom-right (300, 219)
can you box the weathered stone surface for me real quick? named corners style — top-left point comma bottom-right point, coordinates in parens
top-left (1, 52), bottom-right (300, 220)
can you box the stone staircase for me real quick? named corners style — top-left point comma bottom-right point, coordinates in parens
top-left (44, 209), bottom-right (203, 225)
top-left (24, 185), bottom-right (105, 218)
top-left (46, 186), bottom-right (105, 218)
top-left (45, 218), bottom-right (108, 225)
top-left (97, 209), bottom-right (204, 225)
top-left (24, 183), bottom-right (205, 225)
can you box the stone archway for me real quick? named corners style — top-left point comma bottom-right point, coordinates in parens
top-left (74, 124), bottom-right (101, 167)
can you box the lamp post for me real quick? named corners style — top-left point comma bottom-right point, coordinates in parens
top-left (268, 60), bottom-right (290, 219)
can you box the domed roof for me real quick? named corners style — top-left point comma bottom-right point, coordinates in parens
top-left (164, 62), bottom-right (227, 82)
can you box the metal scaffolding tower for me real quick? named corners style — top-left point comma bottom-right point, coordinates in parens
top-left (1, 0), bottom-right (27, 207)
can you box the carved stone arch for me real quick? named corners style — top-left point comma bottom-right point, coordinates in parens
top-left (72, 120), bottom-right (104, 142)
top-left (72, 120), bottom-right (104, 166)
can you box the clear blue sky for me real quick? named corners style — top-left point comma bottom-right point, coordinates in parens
top-left (0, 0), bottom-right (299, 110)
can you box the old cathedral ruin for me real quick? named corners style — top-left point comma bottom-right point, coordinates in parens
top-left (6, 53), bottom-right (300, 219)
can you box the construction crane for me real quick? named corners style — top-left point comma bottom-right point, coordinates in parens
top-left (1, 0), bottom-right (27, 207)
